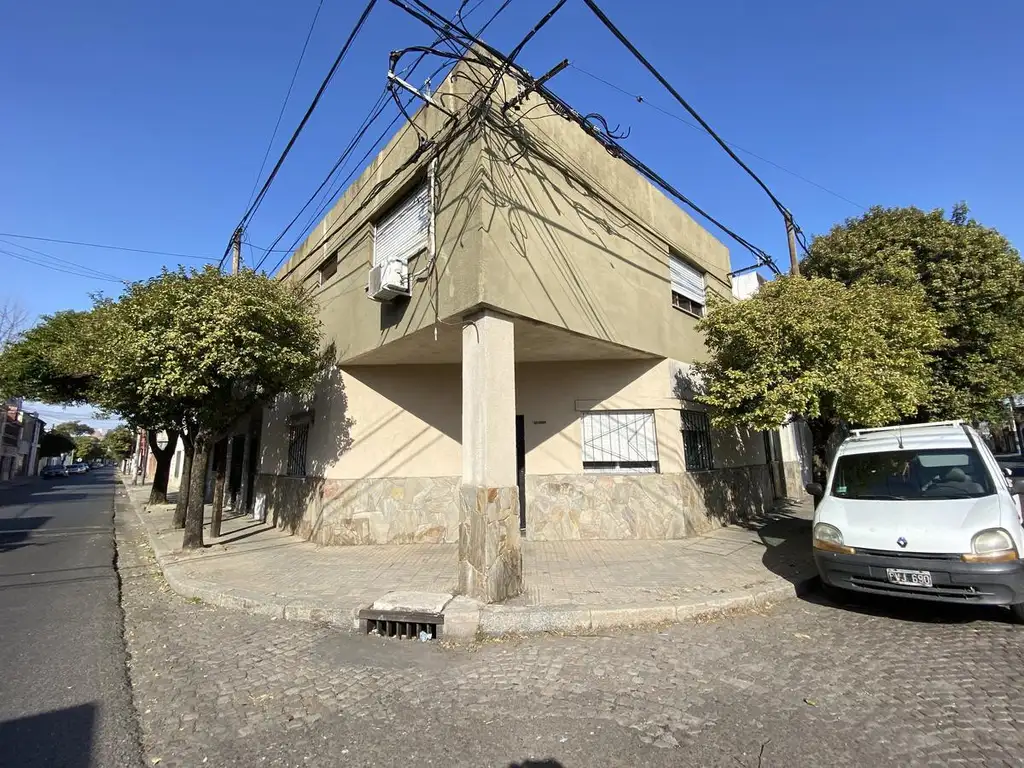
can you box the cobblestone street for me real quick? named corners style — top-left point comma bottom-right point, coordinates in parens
top-left (118, 497), bottom-right (1024, 767)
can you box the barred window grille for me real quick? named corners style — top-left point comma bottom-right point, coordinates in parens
top-left (581, 410), bottom-right (659, 473)
top-left (681, 408), bottom-right (714, 471)
top-left (287, 418), bottom-right (311, 477)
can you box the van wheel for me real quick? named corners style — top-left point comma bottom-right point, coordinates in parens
top-left (1009, 603), bottom-right (1024, 623)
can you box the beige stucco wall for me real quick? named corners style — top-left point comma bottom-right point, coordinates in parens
top-left (273, 59), bottom-right (734, 372)
top-left (259, 356), bottom-right (765, 483)
top-left (256, 355), bottom-right (777, 544)
top-left (260, 364), bottom-right (461, 481)
top-left (275, 62), bottom-right (501, 366)
top-left (475, 78), bottom-right (732, 363)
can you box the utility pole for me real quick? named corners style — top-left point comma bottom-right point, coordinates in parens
top-left (785, 213), bottom-right (800, 277)
top-left (231, 228), bottom-right (242, 274)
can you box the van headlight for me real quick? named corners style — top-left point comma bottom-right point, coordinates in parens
top-left (813, 523), bottom-right (855, 555)
top-left (962, 528), bottom-right (1019, 563)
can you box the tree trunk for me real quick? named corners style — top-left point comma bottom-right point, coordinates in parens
top-left (147, 428), bottom-right (180, 506)
top-left (173, 433), bottom-right (195, 529)
top-left (182, 432), bottom-right (211, 550)
top-left (211, 438), bottom-right (228, 539)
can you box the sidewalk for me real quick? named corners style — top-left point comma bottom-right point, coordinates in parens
top-left (119, 476), bottom-right (816, 638)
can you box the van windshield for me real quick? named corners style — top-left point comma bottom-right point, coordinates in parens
top-left (831, 448), bottom-right (996, 500)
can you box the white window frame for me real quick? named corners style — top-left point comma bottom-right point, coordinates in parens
top-left (581, 410), bottom-right (660, 474)
top-left (372, 180), bottom-right (430, 268)
top-left (670, 252), bottom-right (706, 317)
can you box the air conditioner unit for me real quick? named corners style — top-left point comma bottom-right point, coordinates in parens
top-left (367, 260), bottom-right (411, 302)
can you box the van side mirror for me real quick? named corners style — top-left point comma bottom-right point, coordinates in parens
top-left (805, 482), bottom-right (824, 497)
top-left (1010, 478), bottom-right (1024, 495)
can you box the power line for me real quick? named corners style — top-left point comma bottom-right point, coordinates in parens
top-left (579, 0), bottom-right (792, 217)
top-left (220, 0), bottom-right (380, 269)
top-left (390, 0), bottom-right (780, 272)
top-left (243, 0), bottom-right (327, 214)
top-left (0, 231), bottom-right (215, 261)
top-left (568, 63), bottom-right (866, 211)
top-left (253, 89), bottom-right (396, 270)
top-left (0, 248), bottom-right (126, 284)
top-left (0, 238), bottom-right (127, 282)
top-left (257, 0), bottom-right (514, 273)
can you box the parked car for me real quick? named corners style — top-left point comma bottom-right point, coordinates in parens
top-left (41, 464), bottom-right (68, 479)
top-left (809, 420), bottom-right (1024, 621)
top-left (68, 463), bottom-right (89, 475)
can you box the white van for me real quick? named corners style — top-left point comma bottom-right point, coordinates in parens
top-left (809, 420), bottom-right (1024, 620)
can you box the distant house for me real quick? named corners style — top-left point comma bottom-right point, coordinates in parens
top-left (0, 398), bottom-right (45, 479)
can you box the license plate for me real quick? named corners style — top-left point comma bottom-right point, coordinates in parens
top-left (886, 568), bottom-right (933, 587)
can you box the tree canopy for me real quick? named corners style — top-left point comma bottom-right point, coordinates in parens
top-left (696, 276), bottom-right (945, 435)
top-left (38, 430), bottom-right (75, 459)
top-left (100, 425), bottom-right (134, 460)
top-left (803, 204), bottom-right (1024, 422)
top-left (74, 435), bottom-right (105, 462)
top-left (53, 420), bottom-right (95, 437)
top-left (0, 311), bottom-right (96, 404)
top-left (98, 266), bottom-right (322, 437)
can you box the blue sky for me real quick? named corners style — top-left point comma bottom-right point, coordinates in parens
top-left (3, 0), bottom-right (1023, 425)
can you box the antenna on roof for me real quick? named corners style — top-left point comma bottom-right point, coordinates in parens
top-left (897, 425), bottom-right (904, 449)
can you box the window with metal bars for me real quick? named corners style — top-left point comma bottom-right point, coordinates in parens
top-left (681, 408), bottom-right (714, 471)
top-left (581, 410), bottom-right (659, 473)
top-left (286, 416), bottom-right (311, 477)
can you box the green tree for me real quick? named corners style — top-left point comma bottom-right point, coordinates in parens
top-left (38, 430), bottom-right (75, 459)
top-left (0, 307), bottom-right (184, 505)
top-left (0, 311), bottom-right (97, 404)
top-left (100, 266), bottom-right (321, 548)
top-left (53, 420), bottom-right (95, 437)
top-left (73, 435), bottom-right (105, 463)
top-left (696, 276), bottom-right (946, 474)
top-left (803, 204), bottom-right (1024, 422)
top-left (100, 425), bottom-right (135, 461)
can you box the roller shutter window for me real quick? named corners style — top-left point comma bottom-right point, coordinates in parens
top-left (372, 182), bottom-right (430, 267)
top-left (670, 252), bottom-right (706, 317)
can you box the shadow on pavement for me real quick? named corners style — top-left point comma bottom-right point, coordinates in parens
top-left (800, 577), bottom-right (1016, 626)
top-left (0, 517), bottom-right (51, 554)
top-left (0, 702), bottom-right (96, 768)
top-left (509, 761), bottom-right (564, 768)
top-left (752, 501), bottom-right (815, 589)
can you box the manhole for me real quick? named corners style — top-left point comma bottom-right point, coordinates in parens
top-left (358, 608), bottom-right (443, 640)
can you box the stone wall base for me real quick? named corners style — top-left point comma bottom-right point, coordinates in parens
top-left (526, 464), bottom-right (776, 541)
top-left (458, 485), bottom-right (523, 602)
top-left (253, 474), bottom-right (460, 546)
top-left (255, 462), bottom-right (798, 547)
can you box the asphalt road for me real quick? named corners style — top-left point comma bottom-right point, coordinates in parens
top-left (0, 469), bottom-right (140, 768)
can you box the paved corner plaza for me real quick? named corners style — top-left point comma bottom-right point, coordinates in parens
top-left (4, 471), bottom-right (1024, 766)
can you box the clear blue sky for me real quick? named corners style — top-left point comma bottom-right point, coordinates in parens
top-left (3, 0), bottom-right (1022, 321)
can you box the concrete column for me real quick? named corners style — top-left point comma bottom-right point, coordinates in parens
top-left (458, 310), bottom-right (523, 602)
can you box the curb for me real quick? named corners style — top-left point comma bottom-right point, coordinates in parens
top-left (118, 476), bottom-right (817, 641)
top-left (118, 477), bottom-right (364, 632)
top-left (475, 576), bottom-right (817, 637)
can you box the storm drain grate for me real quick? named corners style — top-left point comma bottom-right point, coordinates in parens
top-left (358, 609), bottom-right (443, 640)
